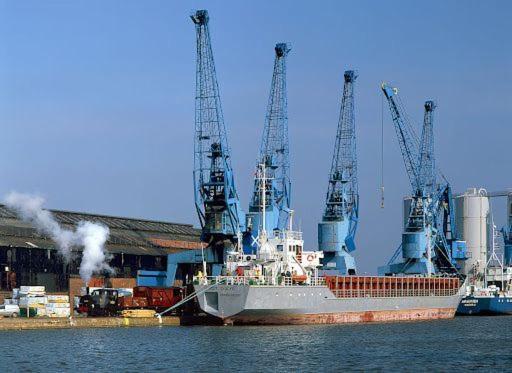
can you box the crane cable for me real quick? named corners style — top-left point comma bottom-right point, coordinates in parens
top-left (380, 93), bottom-right (385, 208)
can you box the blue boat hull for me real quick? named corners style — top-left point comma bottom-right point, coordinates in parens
top-left (457, 296), bottom-right (512, 315)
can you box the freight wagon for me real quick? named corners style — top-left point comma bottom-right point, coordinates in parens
top-left (77, 286), bottom-right (186, 316)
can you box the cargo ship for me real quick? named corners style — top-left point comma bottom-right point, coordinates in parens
top-left (191, 161), bottom-right (465, 325)
top-left (194, 274), bottom-right (463, 325)
top-left (193, 222), bottom-right (465, 325)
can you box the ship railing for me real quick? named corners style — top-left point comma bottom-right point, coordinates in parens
top-left (331, 288), bottom-right (459, 298)
top-left (272, 230), bottom-right (303, 240)
top-left (200, 276), bottom-right (326, 287)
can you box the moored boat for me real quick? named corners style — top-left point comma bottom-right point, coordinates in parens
top-left (191, 162), bottom-right (465, 325)
top-left (457, 284), bottom-right (512, 316)
top-left (194, 274), bottom-right (464, 325)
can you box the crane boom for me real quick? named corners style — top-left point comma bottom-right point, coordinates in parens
top-left (191, 10), bottom-right (245, 243)
top-left (318, 70), bottom-right (358, 275)
top-left (381, 84), bottom-right (421, 194)
top-left (248, 43), bottom-right (291, 239)
top-left (324, 70), bottom-right (358, 222)
top-left (418, 101), bottom-right (436, 197)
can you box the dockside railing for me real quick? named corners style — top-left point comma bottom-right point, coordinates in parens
top-left (327, 275), bottom-right (461, 298)
top-left (196, 275), bottom-right (326, 287)
top-left (331, 288), bottom-right (459, 298)
top-left (193, 275), bottom-right (460, 297)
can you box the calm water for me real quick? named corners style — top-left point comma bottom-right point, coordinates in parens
top-left (1, 317), bottom-right (511, 372)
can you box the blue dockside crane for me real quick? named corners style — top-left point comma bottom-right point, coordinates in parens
top-left (246, 43), bottom-right (292, 251)
top-left (318, 70), bottom-right (359, 275)
top-left (379, 83), bottom-right (466, 276)
top-left (157, 10), bottom-right (246, 287)
top-left (191, 10), bottom-right (245, 244)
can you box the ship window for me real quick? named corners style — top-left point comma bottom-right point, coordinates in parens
top-left (277, 245), bottom-right (283, 251)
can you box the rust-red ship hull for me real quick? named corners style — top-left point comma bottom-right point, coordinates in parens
top-left (225, 307), bottom-right (456, 325)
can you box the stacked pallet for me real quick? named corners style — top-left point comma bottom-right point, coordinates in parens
top-left (12, 287), bottom-right (71, 318)
top-left (17, 286), bottom-right (47, 317)
top-left (120, 309), bottom-right (156, 318)
top-left (46, 295), bottom-right (70, 318)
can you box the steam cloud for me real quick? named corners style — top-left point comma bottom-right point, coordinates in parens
top-left (4, 192), bottom-right (113, 285)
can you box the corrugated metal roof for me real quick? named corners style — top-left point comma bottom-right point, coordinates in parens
top-left (0, 204), bottom-right (203, 256)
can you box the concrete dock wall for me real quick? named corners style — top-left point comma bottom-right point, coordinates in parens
top-left (0, 316), bottom-right (179, 331)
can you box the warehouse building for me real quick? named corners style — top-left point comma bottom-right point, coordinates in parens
top-left (0, 205), bottom-right (203, 294)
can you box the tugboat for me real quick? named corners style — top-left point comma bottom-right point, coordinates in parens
top-left (457, 219), bottom-right (512, 315)
top-left (457, 285), bottom-right (512, 315)
top-left (193, 165), bottom-right (465, 325)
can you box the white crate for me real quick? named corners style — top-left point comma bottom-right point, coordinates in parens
top-left (19, 296), bottom-right (47, 307)
top-left (36, 308), bottom-right (47, 317)
top-left (46, 307), bottom-right (70, 318)
top-left (47, 295), bottom-right (69, 303)
top-left (46, 303), bottom-right (70, 310)
top-left (20, 286), bottom-right (45, 293)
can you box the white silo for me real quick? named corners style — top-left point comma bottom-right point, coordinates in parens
top-left (455, 188), bottom-right (490, 279)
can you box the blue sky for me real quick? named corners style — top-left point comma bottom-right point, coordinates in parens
top-left (0, 0), bottom-right (510, 273)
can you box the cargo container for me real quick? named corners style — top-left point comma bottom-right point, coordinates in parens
top-left (132, 286), bottom-right (186, 312)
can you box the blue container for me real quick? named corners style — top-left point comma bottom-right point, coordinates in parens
top-left (137, 270), bottom-right (167, 287)
top-left (451, 241), bottom-right (467, 259)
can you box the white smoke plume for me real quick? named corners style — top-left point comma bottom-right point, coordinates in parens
top-left (76, 221), bottom-right (112, 284)
top-left (4, 192), bottom-right (75, 260)
top-left (4, 191), bottom-right (113, 285)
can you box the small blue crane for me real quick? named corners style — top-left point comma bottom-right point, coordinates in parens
top-left (191, 10), bottom-right (245, 245)
top-left (318, 70), bottom-right (358, 275)
top-left (247, 43), bottom-right (291, 250)
top-left (379, 83), bottom-right (466, 276)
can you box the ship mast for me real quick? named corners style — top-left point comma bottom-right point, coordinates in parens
top-left (260, 163), bottom-right (267, 241)
top-left (257, 163), bottom-right (271, 258)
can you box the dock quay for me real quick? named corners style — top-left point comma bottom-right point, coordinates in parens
top-left (0, 316), bottom-right (180, 331)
